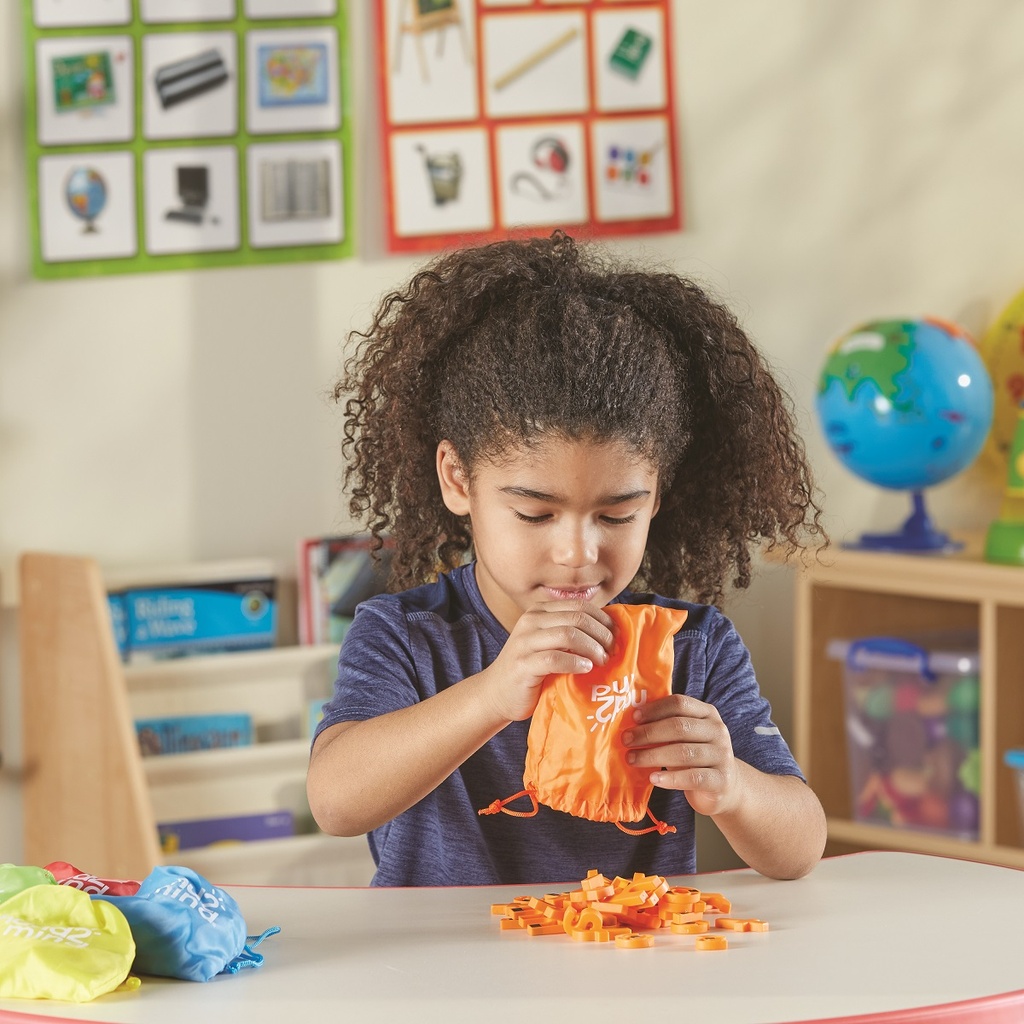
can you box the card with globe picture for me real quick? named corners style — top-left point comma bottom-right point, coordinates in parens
top-left (37, 151), bottom-right (138, 262)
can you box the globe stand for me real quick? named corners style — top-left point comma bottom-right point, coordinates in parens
top-left (845, 489), bottom-right (962, 553)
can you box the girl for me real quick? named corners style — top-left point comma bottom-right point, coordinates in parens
top-left (307, 231), bottom-right (827, 886)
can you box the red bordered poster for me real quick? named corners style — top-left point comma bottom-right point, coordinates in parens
top-left (376, 0), bottom-right (681, 253)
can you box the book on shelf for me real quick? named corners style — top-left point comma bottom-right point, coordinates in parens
top-left (297, 534), bottom-right (392, 646)
top-left (134, 713), bottom-right (253, 757)
top-left (157, 810), bottom-right (295, 853)
top-left (103, 559), bottom-right (279, 662)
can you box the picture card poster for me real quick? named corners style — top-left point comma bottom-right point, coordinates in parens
top-left (23, 0), bottom-right (352, 278)
top-left (376, 0), bottom-right (681, 253)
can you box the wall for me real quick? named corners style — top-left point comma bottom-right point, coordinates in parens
top-left (1, 1), bottom-right (1018, 871)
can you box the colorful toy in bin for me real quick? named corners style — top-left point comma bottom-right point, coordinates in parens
top-left (828, 633), bottom-right (981, 839)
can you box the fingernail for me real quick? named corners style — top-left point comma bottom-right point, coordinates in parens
top-left (650, 772), bottom-right (664, 785)
top-left (633, 709), bottom-right (644, 723)
top-left (626, 751), bottom-right (636, 765)
top-left (621, 730), bottom-right (634, 745)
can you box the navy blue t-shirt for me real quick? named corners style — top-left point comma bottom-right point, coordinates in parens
top-left (313, 563), bottom-right (803, 887)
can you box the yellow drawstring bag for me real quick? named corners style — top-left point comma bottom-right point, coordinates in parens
top-left (480, 603), bottom-right (688, 834)
top-left (0, 883), bottom-right (138, 1002)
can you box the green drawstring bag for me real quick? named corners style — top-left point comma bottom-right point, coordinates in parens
top-left (0, 884), bottom-right (139, 1002)
top-left (0, 863), bottom-right (56, 903)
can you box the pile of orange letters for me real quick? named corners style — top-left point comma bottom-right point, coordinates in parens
top-left (490, 869), bottom-right (768, 950)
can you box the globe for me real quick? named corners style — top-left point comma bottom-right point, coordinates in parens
top-left (65, 166), bottom-right (107, 233)
top-left (816, 318), bottom-right (994, 550)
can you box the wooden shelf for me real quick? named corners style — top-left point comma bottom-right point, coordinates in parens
top-left (141, 738), bottom-right (312, 782)
top-left (19, 551), bottom-right (375, 886)
top-left (173, 831), bottom-right (376, 887)
top-left (124, 642), bottom-right (340, 684)
top-left (791, 543), bottom-right (1024, 868)
top-left (825, 818), bottom-right (1024, 869)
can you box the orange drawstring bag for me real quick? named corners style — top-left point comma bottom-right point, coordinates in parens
top-left (479, 603), bottom-right (688, 835)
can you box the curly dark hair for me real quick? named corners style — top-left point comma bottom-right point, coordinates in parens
top-left (335, 231), bottom-right (826, 605)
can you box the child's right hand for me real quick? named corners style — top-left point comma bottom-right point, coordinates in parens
top-left (480, 601), bottom-right (615, 723)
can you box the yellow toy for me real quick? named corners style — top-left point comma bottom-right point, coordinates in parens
top-left (980, 287), bottom-right (1024, 564)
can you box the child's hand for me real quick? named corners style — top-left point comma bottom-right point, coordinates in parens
top-left (621, 694), bottom-right (738, 817)
top-left (481, 601), bottom-right (615, 723)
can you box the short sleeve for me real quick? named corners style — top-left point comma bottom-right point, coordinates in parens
top-left (313, 597), bottom-right (420, 742)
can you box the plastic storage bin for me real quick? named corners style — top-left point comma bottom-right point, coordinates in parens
top-left (827, 634), bottom-right (980, 840)
top-left (1005, 749), bottom-right (1024, 845)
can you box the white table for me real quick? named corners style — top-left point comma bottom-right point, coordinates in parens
top-left (2, 851), bottom-right (1024, 1023)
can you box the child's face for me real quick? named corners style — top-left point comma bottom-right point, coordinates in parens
top-left (437, 434), bottom-right (660, 632)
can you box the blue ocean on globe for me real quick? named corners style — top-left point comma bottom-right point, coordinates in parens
top-left (816, 319), bottom-right (994, 492)
top-left (65, 166), bottom-right (107, 228)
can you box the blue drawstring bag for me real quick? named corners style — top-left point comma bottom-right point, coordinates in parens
top-left (94, 864), bottom-right (277, 982)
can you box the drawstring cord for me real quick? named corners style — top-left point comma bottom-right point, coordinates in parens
top-left (481, 792), bottom-right (675, 835)
top-left (478, 790), bottom-right (540, 818)
top-left (615, 809), bottom-right (677, 836)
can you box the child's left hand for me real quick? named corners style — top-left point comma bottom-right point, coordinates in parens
top-left (620, 694), bottom-right (738, 817)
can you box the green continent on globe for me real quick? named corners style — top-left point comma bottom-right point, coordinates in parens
top-left (818, 320), bottom-right (915, 411)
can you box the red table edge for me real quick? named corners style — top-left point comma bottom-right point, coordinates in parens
top-left (3, 987), bottom-right (1024, 1024)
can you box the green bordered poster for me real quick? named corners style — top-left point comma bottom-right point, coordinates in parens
top-left (23, 0), bottom-right (352, 278)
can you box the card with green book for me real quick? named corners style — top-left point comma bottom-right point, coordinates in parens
top-left (609, 28), bottom-right (652, 80)
top-left (51, 51), bottom-right (115, 112)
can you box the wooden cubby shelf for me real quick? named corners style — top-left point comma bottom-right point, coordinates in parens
top-left (791, 543), bottom-right (1024, 869)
